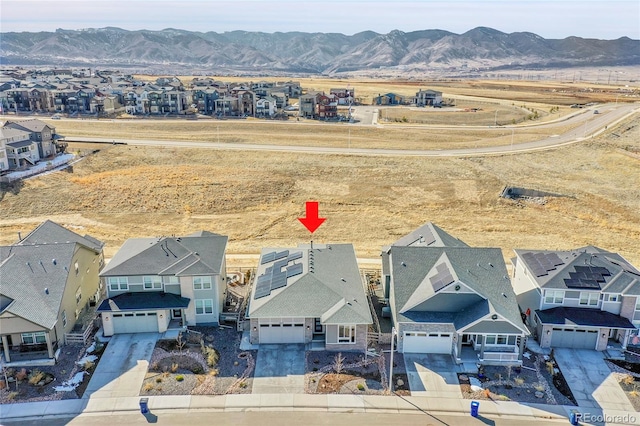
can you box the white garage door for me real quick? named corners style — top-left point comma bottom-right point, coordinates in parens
top-left (403, 332), bottom-right (452, 354)
top-left (112, 312), bottom-right (159, 334)
top-left (550, 328), bottom-right (598, 349)
top-left (259, 319), bottom-right (305, 344)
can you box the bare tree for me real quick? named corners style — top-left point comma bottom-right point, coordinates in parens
top-left (332, 352), bottom-right (345, 374)
top-left (176, 332), bottom-right (186, 353)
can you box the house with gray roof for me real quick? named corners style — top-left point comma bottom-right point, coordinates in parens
top-left (0, 221), bottom-right (104, 364)
top-left (97, 231), bottom-right (227, 336)
top-left (247, 243), bottom-right (372, 351)
top-left (512, 246), bottom-right (639, 351)
top-left (383, 222), bottom-right (528, 365)
top-left (3, 119), bottom-right (56, 159)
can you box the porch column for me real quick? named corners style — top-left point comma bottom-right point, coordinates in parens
top-left (480, 335), bottom-right (485, 360)
top-left (1, 335), bottom-right (11, 363)
top-left (456, 334), bottom-right (462, 360)
top-left (622, 329), bottom-right (630, 349)
top-left (45, 332), bottom-right (54, 359)
top-left (518, 335), bottom-right (526, 358)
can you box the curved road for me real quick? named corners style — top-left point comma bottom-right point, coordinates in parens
top-left (64, 103), bottom-right (638, 157)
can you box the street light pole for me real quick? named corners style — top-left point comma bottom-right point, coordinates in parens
top-left (388, 327), bottom-right (396, 394)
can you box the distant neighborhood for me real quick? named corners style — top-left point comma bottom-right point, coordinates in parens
top-left (0, 68), bottom-right (446, 122)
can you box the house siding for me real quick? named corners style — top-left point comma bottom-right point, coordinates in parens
top-left (324, 324), bottom-right (367, 352)
top-left (512, 259), bottom-right (541, 327)
top-left (596, 328), bottom-right (609, 351)
top-left (620, 295), bottom-right (636, 322)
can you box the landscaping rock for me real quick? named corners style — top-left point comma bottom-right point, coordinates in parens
top-left (535, 391), bottom-right (544, 398)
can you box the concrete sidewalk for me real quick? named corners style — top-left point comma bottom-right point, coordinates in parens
top-left (2, 393), bottom-right (639, 424)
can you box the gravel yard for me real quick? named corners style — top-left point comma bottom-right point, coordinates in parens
top-left (459, 352), bottom-right (576, 406)
top-left (139, 326), bottom-right (256, 396)
top-left (0, 337), bottom-right (105, 404)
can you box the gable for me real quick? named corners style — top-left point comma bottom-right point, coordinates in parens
top-left (462, 319), bottom-right (525, 334)
top-left (400, 252), bottom-right (457, 312)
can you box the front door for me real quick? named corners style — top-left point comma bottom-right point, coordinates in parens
top-left (171, 309), bottom-right (182, 319)
top-left (314, 318), bottom-right (323, 333)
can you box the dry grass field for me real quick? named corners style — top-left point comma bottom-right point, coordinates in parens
top-left (1, 112), bottom-right (638, 267)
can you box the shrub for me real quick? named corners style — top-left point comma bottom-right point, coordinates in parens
top-left (7, 391), bottom-right (19, 400)
top-left (192, 366), bottom-right (204, 374)
top-left (546, 361), bottom-right (555, 376)
top-left (175, 375), bottom-right (184, 382)
top-left (239, 381), bottom-right (247, 388)
top-left (83, 360), bottom-right (95, 371)
top-left (143, 382), bottom-right (154, 392)
top-left (0, 380), bottom-right (6, 390)
top-left (15, 368), bottom-right (27, 381)
top-left (514, 377), bottom-right (525, 385)
top-left (622, 374), bottom-right (635, 386)
top-left (28, 370), bottom-right (45, 386)
top-left (208, 368), bottom-right (219, 377)
top-left (357, 383), bottom-right (365, 391)
top-left (170, 362), bottom-right (179, 373)
top-left (155, 377), bottom-right (162, 383)
top-left (201, 343), bottom-right (219, 367)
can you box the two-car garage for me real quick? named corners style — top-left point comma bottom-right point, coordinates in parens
top-left (111, 312), bottom-right (160, 334)
top-left (402, 331), bottom-right (453, 354)
top-left (258, 318), bottom-right (305, 344)
top-left (550, 327), bottom-right (599, 349)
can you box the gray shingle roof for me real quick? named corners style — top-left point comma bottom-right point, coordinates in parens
top-left (18, 220), bottom-right (104, 253)
top-left (0, 127), bottom-right (31, 141)
top-left (390, 246), bottom-right (526, 333)
top-left (4, 119), bottom-right (53, 133)
top-left (392, 222), bottom-right (469, 248)
top-left (0, 243), bottom-right (76, 329)
top-left (249, 244), bottom-right (372, 325)
top-left (97, 292), bottom-right (190, 312)
top-left (100, 232), bottom-right (227, 277)
top-left (514, 247), bottom-right (640, 295)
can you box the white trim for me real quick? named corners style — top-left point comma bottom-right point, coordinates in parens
top-left (338, 325), bottom-right (356, 344)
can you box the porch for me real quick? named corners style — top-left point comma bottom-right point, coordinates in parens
top-left (455, 344), bottom-right (521, 365)
top-left (1, 340), bottom-right (59, 366)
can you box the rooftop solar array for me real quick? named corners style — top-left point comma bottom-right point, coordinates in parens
top-left (254, 251), bottom-right (305, 300)
top-left (606, 256), bottom-right (640, 276)
top-left (522, 252), bottom-right (565, 277)
top-left (564, 265), bottom-right (611, 289)
top-left (430, 262), bottom-right (455, 292)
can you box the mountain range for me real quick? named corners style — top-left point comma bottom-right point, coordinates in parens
top-left (1, 27), bottom-right (638, 73)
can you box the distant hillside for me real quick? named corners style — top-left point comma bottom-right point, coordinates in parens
top-left (1, 27), bottom-right (638, 73)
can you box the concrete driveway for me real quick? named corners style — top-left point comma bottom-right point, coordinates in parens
top-left (83, 333), bottom-right (159, 399)
top-left (554, 348), bottom-right (634, 411)
top-left (404, 354), bottom-right (462, 398)
top-left (252, 344), bottom-right (305, 394)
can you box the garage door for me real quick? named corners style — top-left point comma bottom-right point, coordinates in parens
top-left (259, 320), bottom-right (305, 344)
top-left (403, 332), bottom-right (452, 354)
top-left (112, 312), bottom-right (159, 334)
top-left (550, 328), bottom-right (598, 349)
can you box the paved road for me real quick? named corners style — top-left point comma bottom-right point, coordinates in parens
top-left (65, 103), bottom-right (638, 157)
top-left (1, 410), bottom-right (574, 426)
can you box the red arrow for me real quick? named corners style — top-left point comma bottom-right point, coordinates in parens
top-left (298, 201), bottom-right (326, 233)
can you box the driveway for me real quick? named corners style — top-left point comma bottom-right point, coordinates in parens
top-left (83, 333), bottom-right (159, 398)
top-left (554, 348), bottom-right (634, 411)
top-left (252, 344), bottom-right (305, 394)
top-left (404, 354), bottom-right (462, 398)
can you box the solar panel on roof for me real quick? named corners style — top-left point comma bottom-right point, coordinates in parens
top-left (261, 252), bottom-right (276, 264)
top-left (287, 251), bottom-right (303, 262)
top-left (273, 259), bottom-right (288, 272)
top-left (286, 263), bottom-right (303, 278)
top-left (591, 266), bottom-right (611, 276)
top-left (271, 276), bottom-right (287, 289)
top-left (564, 278), bottom-right (582, 288)
top-left (274, 250), bottom-right (289, 261)
top-left (546, 253), bottom-right (565, 266)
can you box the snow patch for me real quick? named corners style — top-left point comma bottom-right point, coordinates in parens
top-left (53, 371), bottom-right (87, 392)
top-left (470, 377), bottom-right (483, 392)
top-left (76, 355), bottom-right (98, 366)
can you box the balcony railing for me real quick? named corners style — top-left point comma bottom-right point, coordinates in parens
top-left (481, 346), bottom-right (519, 362)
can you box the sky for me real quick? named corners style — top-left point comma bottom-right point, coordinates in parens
top-left (1, 0), bottom-right (638, 40)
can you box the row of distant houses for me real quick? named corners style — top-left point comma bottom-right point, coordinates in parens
top-left (0, 68), bottom-right (360, 119)
top-left (373, 89), bottom-right (443, 106)
top-left (0, 119), bottom-right (62, 173)
top-left (2, 220), bottom-right (639, 367)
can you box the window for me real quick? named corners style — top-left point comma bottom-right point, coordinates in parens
top-left (108, 277), bottom-right (128, 291)
top-left (21, 332), bottom-right (46, 345)
top-left (193, 276), bottom-right (212, 290)
top-left (579, 292), bottom-right (599, 306)
top-left (143, 276), bottom-right (163, 290)
top-left (62, 311), bottom-right (67, 327)
top-left (484, 335), bottom-right (517, 346)
top-left (604, 294), bottom-right (619, 302)
top-left (75, 287), bottom-right (82, 305)
top-left (338, 325), bottom-right (356, 344)
top-left (544, 290), bottom-right (564, 304)
top-left (195, 299), bottom-right (214, 315)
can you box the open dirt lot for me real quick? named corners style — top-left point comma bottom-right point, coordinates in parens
top-left (1, 110), bottom-right (638, 266)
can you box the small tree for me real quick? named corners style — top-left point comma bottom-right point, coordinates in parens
top-left (332, 352), bottom-right (345, 375)
top-left (176, 331), bottom-right (186, 353)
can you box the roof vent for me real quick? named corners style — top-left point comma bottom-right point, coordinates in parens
top-left (401, 262), bottom-right (406, 267)
top-left (341, 278), bottom-right (346, 282)
top-left (502, 293), bottom-right (508, 298)
top-left (44, 288), bottom-right (49, 295)
top-left (52, 259), bottom-right (57, 265)
top-left (489, 263), bottom-right (494, 268)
